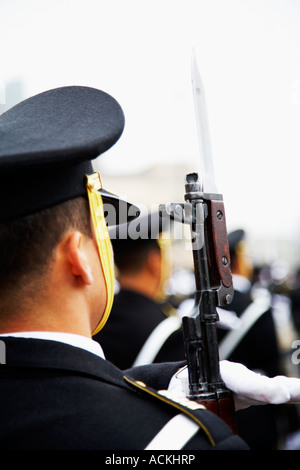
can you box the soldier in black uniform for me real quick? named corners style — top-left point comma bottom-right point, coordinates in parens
top-left (218, 229), bottom-right (300, 449)
top-left (0, 86), bottom-right (248, 450)
top-left (218, 229), bottom-right (281, 375)
top-left (94, 212), bottom-right (185, 368)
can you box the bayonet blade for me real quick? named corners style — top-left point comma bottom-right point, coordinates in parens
top-left (191, 49), bottom-right (218, 194)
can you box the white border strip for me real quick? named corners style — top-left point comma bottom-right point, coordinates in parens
top-left (133, 315), bottom-right (181, 366)
top-left (145, 413), bottom-right (199, 450)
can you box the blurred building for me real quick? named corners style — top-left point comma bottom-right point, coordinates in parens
top-left (0, 80), bottom-right (24, 115)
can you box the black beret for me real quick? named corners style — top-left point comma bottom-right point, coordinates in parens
top-left (0, 86), bottom-right (139, 224)
top-left (109, 212), bottom-right (170, 257)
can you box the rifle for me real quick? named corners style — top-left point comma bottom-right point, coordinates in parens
top-left (159, 51), bottom-right (236, 432)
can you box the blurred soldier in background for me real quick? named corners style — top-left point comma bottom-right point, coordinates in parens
top-left (217, 229), bottom-right (300, 449)
top-left (94, 213), bottom-right (184, 368)
top-left (218, 229), bottom-right (280, 376)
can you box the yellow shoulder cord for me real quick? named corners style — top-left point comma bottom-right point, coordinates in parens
top-left (86, 172), bottom-right (115, 335)
top-left (154, 234), bottom-right (171, 303)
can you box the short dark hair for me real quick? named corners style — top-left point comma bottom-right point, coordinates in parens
top-left (114, 240), bottom-right (160, 275)
top-left (0, 196), bottom-right (92, 301)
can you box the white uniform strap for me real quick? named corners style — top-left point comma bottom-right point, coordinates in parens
top-left (219, 296), bottom-right (271, 360)
top-left (145, 413), bottom-right (199, 450)
top-left (132, 315), bottom-right (181, 367)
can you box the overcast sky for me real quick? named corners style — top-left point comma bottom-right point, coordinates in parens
top-left (1, 0), bottom-right (300, 264)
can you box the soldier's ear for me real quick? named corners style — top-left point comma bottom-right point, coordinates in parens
top-left (66, 232), bottom-right (94, 285)
top-left (146, 249), bottom-right (162, 277)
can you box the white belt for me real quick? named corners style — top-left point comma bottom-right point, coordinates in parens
top-left (219, 297), bottom-right (270, 360)
top-left (132, 315), bottom-right (181, 366)
top-left (145, 414), bottom-right (199, 450)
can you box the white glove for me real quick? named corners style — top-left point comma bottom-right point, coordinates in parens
top-left (220, 360), bottom-right (300, 410)
top-left (167, 361), bottom-right (300, 411)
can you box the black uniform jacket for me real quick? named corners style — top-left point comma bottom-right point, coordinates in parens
top-left (94, 289), bottom-right (185, 369)
top-left (0, 336), bottom-right (248, 450)
top-left (218, 289), bottom-right (281, 377)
